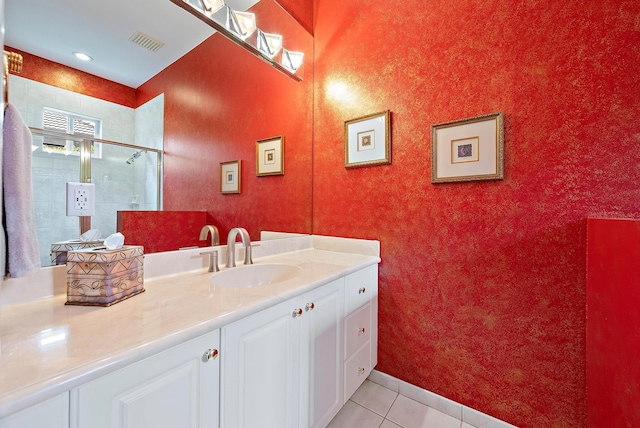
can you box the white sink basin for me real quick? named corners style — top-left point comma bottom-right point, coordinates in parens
top-left (209, 263), bottom-right (302, 288)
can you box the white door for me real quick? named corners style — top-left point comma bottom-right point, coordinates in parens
top-left (301, 279), bottom-right (344, 428)
top-left (221, 297), bottom-right (302, 428)
top-left (72, 330), bottom-right (220, 428)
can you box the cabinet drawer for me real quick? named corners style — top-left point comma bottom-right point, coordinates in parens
top-left (345, 303), bottom-right (370, 358)
top-left (345, 268), bottom-right (373, 315)
top-left (344, 343), bottom-right (371, 401)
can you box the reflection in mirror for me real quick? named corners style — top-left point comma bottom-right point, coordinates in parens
top-left (4, 0), bottom-right (314, 263)
top-left (173, 0), bottom-right (304, 80)
top-left (125, 0), bottom-right (315, 247)
top-left (7, 71), bottom-right (164, 267)
top-left (26, 98), bottom-right (163, 267)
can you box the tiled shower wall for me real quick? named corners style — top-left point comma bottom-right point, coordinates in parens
top-left (9, 75), bottom-right (163, 266)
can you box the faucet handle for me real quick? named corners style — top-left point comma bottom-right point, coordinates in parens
top-left (199, 250), bottom-right (220, 273)
top-left (244, 244), bottom-right (260, 265)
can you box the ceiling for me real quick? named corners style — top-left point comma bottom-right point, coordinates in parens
top-left (4, 0), bottom-right (259, 88)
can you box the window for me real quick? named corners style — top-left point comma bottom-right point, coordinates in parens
top-left (42, 108), bottom-right (102, 158)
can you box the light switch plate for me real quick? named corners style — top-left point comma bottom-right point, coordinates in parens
top-left (66, 182), bottom-right (95, 216)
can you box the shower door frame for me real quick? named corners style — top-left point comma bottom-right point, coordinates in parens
top-left (30, 127), bottom-right (163, 234)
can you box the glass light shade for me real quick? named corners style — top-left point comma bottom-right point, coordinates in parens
top-left (257, 30), bottom-right (283, 58)
top-left (200, 0), bottom-right (225, 16)
top-left (282, 49), bottom-right (304, 72)
top-left (227, 8), bottom-right (257, 40)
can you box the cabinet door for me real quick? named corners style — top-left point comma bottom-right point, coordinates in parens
top-left (221, 298), bottom-right (302, 428)
top-left (0, 393), bottom-right (69, 428)
top-left (71, 330), bottom-right (220, 428)
top-left (300, 279), bottom-right (344, 428)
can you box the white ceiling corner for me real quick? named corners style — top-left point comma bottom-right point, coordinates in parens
top-left (4, 0), bottom-right (259, 88)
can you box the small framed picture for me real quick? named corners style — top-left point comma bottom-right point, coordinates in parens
top-left (220, 160), bottom-right (241, 194)
top-left (344, 110), bottom-right (391, 168)
top-left (256, 136), bottom-right (284, 176)
top-left (431, 112), bottom-right (504, 183)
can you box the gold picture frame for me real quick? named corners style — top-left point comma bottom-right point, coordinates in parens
top-left (344, 110), bottom-right (391, 168)
top-left (431, 112), bottom-right (504, 183)
top-left (220, 160), bottom-right (241, 194)
top-left (256, 136), bottom-right (284, 176)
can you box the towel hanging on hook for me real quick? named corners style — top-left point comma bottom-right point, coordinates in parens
top-left (3, 51), bottom-right (24, 110)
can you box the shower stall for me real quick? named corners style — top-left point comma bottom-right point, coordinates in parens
top-left (30, 128), bottom-right (163, 267)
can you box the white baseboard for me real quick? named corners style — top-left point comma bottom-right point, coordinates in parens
top-left (367, 370), bottom-right (518, 428)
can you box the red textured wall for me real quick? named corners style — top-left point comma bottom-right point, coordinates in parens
top-left (117, 211), bottom-right (209, 253)
top-left (312, 0), bottom-right (640, 426)
top-left (5, 47), bottom-right (136, 108)
top-left (13, 0), bottom-right (640, 424)
top-left (275, 0), bottom-right (314, 35)
top-left (586, 218), bottom-right (640, 427)
top-left (137, 0), bottom-right (313, 243)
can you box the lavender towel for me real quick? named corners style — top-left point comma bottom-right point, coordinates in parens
top-left (3, 103), bottom-right (40, 277)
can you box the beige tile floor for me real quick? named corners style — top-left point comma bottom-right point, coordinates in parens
top-left (328, 380), bottom-right (478, 428)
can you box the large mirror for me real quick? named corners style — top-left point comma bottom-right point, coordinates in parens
top-left (4, 0), bottom-right (314, 267)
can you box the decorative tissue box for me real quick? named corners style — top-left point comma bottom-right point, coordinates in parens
top-left (51, 240), bottom-right (104, 265)
top-left (65, 246), bottom-right (145, 307)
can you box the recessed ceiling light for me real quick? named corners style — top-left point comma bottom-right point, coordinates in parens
top-left (73, 52), bottom-right (93, 61)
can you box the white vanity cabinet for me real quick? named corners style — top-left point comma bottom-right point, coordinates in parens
top-left (220, 278), bottom-right (344, 428)
top-left (70, 329), bottom-right (220, 428)
top-left (0, 393), bottom-right (69, 428)
top-left (221, 264), bottom-right (378, 428)
top-left (343, 265), bottom-right (378, 401)
top-left (0, 258), bottom-right (378, 428)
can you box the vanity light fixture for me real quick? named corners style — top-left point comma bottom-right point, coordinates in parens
top-left (200, 0), bottom-right (225, 16)
top-left (226, 7), bottom-right (257, 40)
top-left (73, 52), bottom-right (93, 61)
top-left (282, 49), bottom-right (304, 73)
top-left (175, 0), bottom-right (303, 81)
top-left (257, 30), bottom-right (283, 59)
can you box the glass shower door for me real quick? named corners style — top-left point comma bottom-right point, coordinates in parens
top-left (91, 143), bottom-right (161, 239)
top-left (31, 130), bottom-right (162, 267)
top-left (32, 134), bottom-right (83, 267)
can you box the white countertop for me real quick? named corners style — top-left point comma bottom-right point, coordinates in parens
top-left (0, 235), bottom-right (380, 419)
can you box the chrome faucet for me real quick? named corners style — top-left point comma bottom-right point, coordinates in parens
top-left (199, 225), bottom-right (220, 247)
top-left (226, 227), bottom-right (251, 268)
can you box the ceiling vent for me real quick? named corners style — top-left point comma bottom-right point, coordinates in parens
top-left (129, 31), bottom-right (165, 52)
